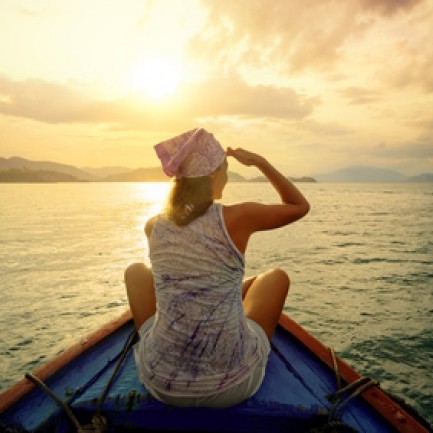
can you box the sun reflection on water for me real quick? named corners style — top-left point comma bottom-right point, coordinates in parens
top-left (136, 181), bottom-right (171, 223)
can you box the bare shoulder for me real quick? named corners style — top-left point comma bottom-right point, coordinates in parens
top-left (145, 215), bottom-right (159, 238)
top-left (223, 202), bottom-right (257, 223)
top-left (222, 203), bottom-right (256, 254)
top-left (223, 202), bottom-right (260, 223)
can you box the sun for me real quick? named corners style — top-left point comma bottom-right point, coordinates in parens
top-left (131, 56), bottom-right (182, 99)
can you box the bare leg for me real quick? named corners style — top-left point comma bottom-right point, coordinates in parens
top-left (241, 276), bottom-right (256, 299)
top-left (124, 262), bottom-right (156, 330)
top-left (242, 268), bottom-right (290, 339)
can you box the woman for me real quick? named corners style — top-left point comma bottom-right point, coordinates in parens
top-left (125, 128), bottom-right (309, 407)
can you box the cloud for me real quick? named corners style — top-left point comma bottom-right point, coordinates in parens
top-left (385, 48), bottom-right (433, 93)
top-left (365, 2), bottom-right (433, 93)
top-left (358, 137), bottom-right (433, 174)
top-left (0, 73), bottom-right (316, 129)
top-left (190, 1), bottom-right (352, 72)
top-left (297, 119), bottom-right (353, 137)
top-left (189, 0), bottom-right (426, 73)
top-left (339, 87), bottom-right (381, 105)
top-left (372, 138), bottom-right (433, 159)
top-left (0, 76), bottom-right (112, 124)
top-left (359, 0), bottom-right (423, 16)
top-left (17, 0), bottom-right (51, 17)
top-left (178, 72), bottom-right (315, 119)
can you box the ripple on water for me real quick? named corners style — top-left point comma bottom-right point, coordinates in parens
top-left (9, 338), bottom-right (34, 351)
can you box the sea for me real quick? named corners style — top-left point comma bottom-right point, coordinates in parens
top-left (0, 181), bottom-right (432, 425)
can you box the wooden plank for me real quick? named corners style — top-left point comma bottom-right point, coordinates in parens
top-left (278, 313), bottom-right (430, 433)
top-left (0, 309), bottom-right (132, 414)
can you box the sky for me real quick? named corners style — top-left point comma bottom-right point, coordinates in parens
top-left (0, 0), bottom-right (432, 176)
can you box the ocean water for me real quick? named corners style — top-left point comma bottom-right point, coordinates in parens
top-left (0, 182), bottom-right (432, 424)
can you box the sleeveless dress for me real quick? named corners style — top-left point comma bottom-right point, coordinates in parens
top-left (134, 203), bottom-right (266, 397)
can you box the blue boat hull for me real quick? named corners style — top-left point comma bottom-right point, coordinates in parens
top-left (0, 311), bottom-right (430, 432)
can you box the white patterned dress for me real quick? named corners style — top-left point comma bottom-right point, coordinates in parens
top-left (134, 203), bottom-right (265, 397)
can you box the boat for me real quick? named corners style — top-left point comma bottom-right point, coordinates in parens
top-left (0, 310), bottom-right (431, 433)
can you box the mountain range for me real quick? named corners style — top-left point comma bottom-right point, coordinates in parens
top-left (313, 165), bottom-right (433, 182)
top-left (0, 156), bottom-right (432, 183)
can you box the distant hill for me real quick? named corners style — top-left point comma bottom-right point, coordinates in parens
top-left (0, 156), bottom-right (95, 181)
top-left (0, 167), bottom-right (80, 182)
top-left (249, 175), bottom-right (316, 183)
top-left (406, 173), bottom-right (433, 182)
top-left (1, 157), bottom-right (431, 183)
top-left (314, 166), bottom-right (407, 182)
top-left (228, 171), bottom-right (247, 182)
top-left (81, 166), bottom-right (132, 178)
top-left (104, 169), bottom-right (249, 182)
top-left (103, 167), bottom-right (167, 182)
top-left (290, 176), bottom-right (317, 183)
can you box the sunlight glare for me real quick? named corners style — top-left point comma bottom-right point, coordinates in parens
top-left (139, 182), bottom-right (170, 215)
top-left (131, 57), bottom-right (182, 99)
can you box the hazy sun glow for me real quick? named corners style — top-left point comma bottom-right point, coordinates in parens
top-left (139, 181), bottom-right (170, 213)
top-left (131, 57), bottom-right (182, 99)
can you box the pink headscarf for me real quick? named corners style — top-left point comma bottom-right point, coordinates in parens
top-left (154, 128), bottom-right (226, 178)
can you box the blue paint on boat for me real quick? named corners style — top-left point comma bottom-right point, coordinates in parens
top-left (0, 313), bottom-right (430, 433)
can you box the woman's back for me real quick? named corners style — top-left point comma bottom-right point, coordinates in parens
top-left (136, 203), bottom-right (262, 395)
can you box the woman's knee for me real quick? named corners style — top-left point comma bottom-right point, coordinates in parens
top-left (124, 262), bottom-right (150, 284)
top-left (124, 263), bottom-right (156, 328)
top-left (266, 268), bottom-right (290, 292)
top-left (244, 268), bottom-right (290, 339)
top-left (270, 267), bottom-right (290, 282)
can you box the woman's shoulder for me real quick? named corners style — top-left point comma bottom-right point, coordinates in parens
top-left (221, 203), bottom-right (259, 254)
top-left (222, 202), bottom-right (260, 218)
top-left (145, 214), bottom-right (160, 238)
top-left (222, 202), bottom-right (263, 229)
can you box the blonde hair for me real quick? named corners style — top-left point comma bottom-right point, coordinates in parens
top-left (165, 176), bottom-right (213, 226)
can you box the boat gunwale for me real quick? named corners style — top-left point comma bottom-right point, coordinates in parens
top-left (278, 314), bottom-right (429, 433)
top-left (0, 310), bottom-right (430, 433)
top-left (0, 309), bottom-right (132, 413)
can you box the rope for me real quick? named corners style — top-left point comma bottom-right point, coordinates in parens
top-left (94, 328), bottom-right (138, 416)
top-left (330, 347), bottom-right (341, 391)
top-left (307, 421), bottom-right (360, 433)
top-left (25, 373), bottom-right (83, 431)
top-left (25, 373), bottom-right (107, 432)
top-left (327, 378), bottom-right (378, 421)
top-left (24, 328), bottom-right (137, 432)
top-left (304, 346), bottom-right (379, 433)
top-left (327, 376), bottom-right (375, 403)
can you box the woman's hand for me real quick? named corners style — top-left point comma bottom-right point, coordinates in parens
top-left (227, 147), bottom-right (265, 167)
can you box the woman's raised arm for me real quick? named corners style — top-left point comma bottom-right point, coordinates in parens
top-left (224, 148), bottom-right (310, 253)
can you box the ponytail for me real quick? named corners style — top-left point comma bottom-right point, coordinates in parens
top-left (165, 176), bottom-right (213, 226)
